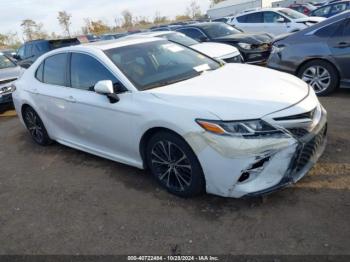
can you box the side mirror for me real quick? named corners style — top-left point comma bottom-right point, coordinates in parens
top-left (198, 36), bottom-right (209, 42)
top-left (276, 17), bottom-right (286, 23)
top-left (94, 80), bottom-right (120, 103)
top-left (13, 54), bottom-right (20, 60)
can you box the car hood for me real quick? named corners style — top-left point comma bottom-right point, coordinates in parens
top-left (295, 16), bottom-right (325, 23)
top-left (190, 42), bottom-right (240, 59)
top-left (212, 33), bottom-right (273, 44)
top-left (0, 66), bottom-right (22, 82)
top-left (148, 64), bottom-right (309, 120)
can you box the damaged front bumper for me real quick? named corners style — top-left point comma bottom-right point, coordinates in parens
top-left (185, 101), bottom-right (327, 198)
top-left (246, 110), bottom-right (327, 197)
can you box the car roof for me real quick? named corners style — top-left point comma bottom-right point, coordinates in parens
top-left (316, 0), bottom-right (350, 7)
top-left (65, 37), bottom-right (162, 52)
top-left (135, 31), bottom-right (174, 37)
top-left (236, 7), bottom-right (285, 16)
top-left (177, 22), bottom-right (222, 29)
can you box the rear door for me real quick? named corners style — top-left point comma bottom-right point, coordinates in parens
top-left (328, 18), bottom-right (350, 86)
top-left (31, 53), bottom-right (71, 139)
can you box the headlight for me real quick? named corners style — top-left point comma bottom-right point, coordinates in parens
top-left (272, 45), bottom-right (285, 54)
top-left (0, 84), bottom-right (16, 95)
top-left (196, 119), bottom-right (283, 137)
top-left (238, 43), bottom-right (252, 50)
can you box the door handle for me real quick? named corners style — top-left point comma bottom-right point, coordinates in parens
top-left (335, 42), bottom-right (350, 48)
top-left (31, 88), bottom-right (39, 94)
top-left (64, 96), bottom-right (76, 103)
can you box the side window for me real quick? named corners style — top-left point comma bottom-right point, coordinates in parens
top-left (177, 28), bottom-right (206, 41)
top-left (70, 53), bottom-right (120, 91)
top-left (315, 19), bottom-right (345, 37)
top-left (330, 3), bottom-right (347, 14)
top-left (263, 12), bottom-right (286, 23)
top-left (245, 12), bottom-right (263, 23)
top-left (17, 46), bottom-right (25, 59)
top-left (24, 44), bottom-right (33, 59)
top-left (313, 6), bottom-right (331, 17)
top-left (43, 53), bottom-right (68, 86)
top-left (236, 15), bottom-right (247, 23)
top-left (35, 62), bottom-right (44, 82)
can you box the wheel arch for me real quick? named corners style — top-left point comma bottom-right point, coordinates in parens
top-left (139, 127), bottom-right (184, 169)
top-left (296, 57), bottom-right (340, 79)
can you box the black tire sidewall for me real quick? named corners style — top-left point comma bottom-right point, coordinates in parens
top-left (298, 60), bottom-right (339, 96)
top-left (146, 131), bottom-right (205, 198)
top-left (23, 107), bottom-right (52, 146)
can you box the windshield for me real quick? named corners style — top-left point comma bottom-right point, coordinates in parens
top-left (105, 40), bottom-right (220, 91)
top-left (0, 54), bottom-right (16, 69)
top-left (201, 23), bottom-right (242, 38)
top-left (279, 8), bottom-right (308, 19)
top-left (162, 32), bottom-right (199, 47)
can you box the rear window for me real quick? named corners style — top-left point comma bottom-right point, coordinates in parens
top-left (43, 53), bottom-right (68, 86)
top-left (48, 39), bottom-right (80, 50)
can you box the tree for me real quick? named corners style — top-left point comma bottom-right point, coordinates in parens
top-left (21, 19), bottom-right (47, 41)
top-left (175, 14), bottom-right (191, 22)
top-left (153, 11), bottom-right (169, 25)
top-left (57, 11), bottom-right (72, 37)
top-left (81, 18), bottom-right (111, 35)
top-left (121, 10), bottom-right (133, 29)
top-left (186, 0), bottom-right (202, 19)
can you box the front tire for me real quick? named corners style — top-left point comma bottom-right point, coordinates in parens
top-left (22, 106), bottom-right (52, 146)
top-left (298, 60), bottom-right (339, 96)
top-left (146, 131), bottom-right (205, 198)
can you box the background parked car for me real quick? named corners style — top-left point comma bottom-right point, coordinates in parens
top-left (0, 49), bottom-right (16, 59)
top-left (132, 31), bottom-right (243, 63)
top-left (14, 38), bottom-right (81, 68)
top-left (288, 3), bottom-right (316, 15)
top-left (267, 11), bottom-right (350, 95)
top-left (100, 33), bottom-right (128, 41)
top-left (0, 54), bottom-right (22, 112)
top-left (310, 0), bottom-right (350, 17)
top-left (175, 22), bottom-right (273, 64)
top-left (229, 8), bottom-right (324, 36)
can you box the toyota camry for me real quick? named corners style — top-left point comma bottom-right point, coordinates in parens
top-left (12, 37), bottom-right (327, 198)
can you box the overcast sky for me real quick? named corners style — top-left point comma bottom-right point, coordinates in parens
top-left (0, 0), bottom-right (211, 39)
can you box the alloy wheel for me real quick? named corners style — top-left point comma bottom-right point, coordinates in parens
top-left (24, 110), bottom-right (44, 143)
top-left (151, 140), bottom-right (192, 192)
top-left (301, 65), bottom-right (331, 94)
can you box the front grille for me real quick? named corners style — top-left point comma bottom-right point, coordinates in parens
top-left (294, 125), bottom-right (327, 173)
top-left (274, 108), bottom-right (316, 121)
top-left (224, 55), bottom-right (242, 63)
top-left (0, 78), bottom-right (17, 85)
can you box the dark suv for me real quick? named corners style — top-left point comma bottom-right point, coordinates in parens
top-left (267, 11), bottom-right (350, 96)
top-left (14, 38), bottom-right (80, 68)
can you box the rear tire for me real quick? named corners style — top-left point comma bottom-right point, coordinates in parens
top-left (298, 60), bottom-right (339, 96)
top-left (22, 106), bottom-right (52, 146)
top-left (146, 131), bottom-right (205, 198)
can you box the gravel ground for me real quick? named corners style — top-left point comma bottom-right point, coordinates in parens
top-left (0, 90), bottom-right (349, 255)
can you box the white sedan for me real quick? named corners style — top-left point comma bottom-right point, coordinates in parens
top-left (229, 8), bottom-right (325, 36)
top-left (130, 31), bottom-right (243, 63)
top-left (12, 37), bottom-right (327, 198)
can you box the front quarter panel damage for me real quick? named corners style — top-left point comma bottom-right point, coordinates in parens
top-left (184, 131), bottom-right (298, 198)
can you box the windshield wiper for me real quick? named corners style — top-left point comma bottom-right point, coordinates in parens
top-left (142, 72), bottom-right (201, 90)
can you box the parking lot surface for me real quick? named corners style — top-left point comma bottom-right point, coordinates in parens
top-left (0, 91), bottom-right (349, 255)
